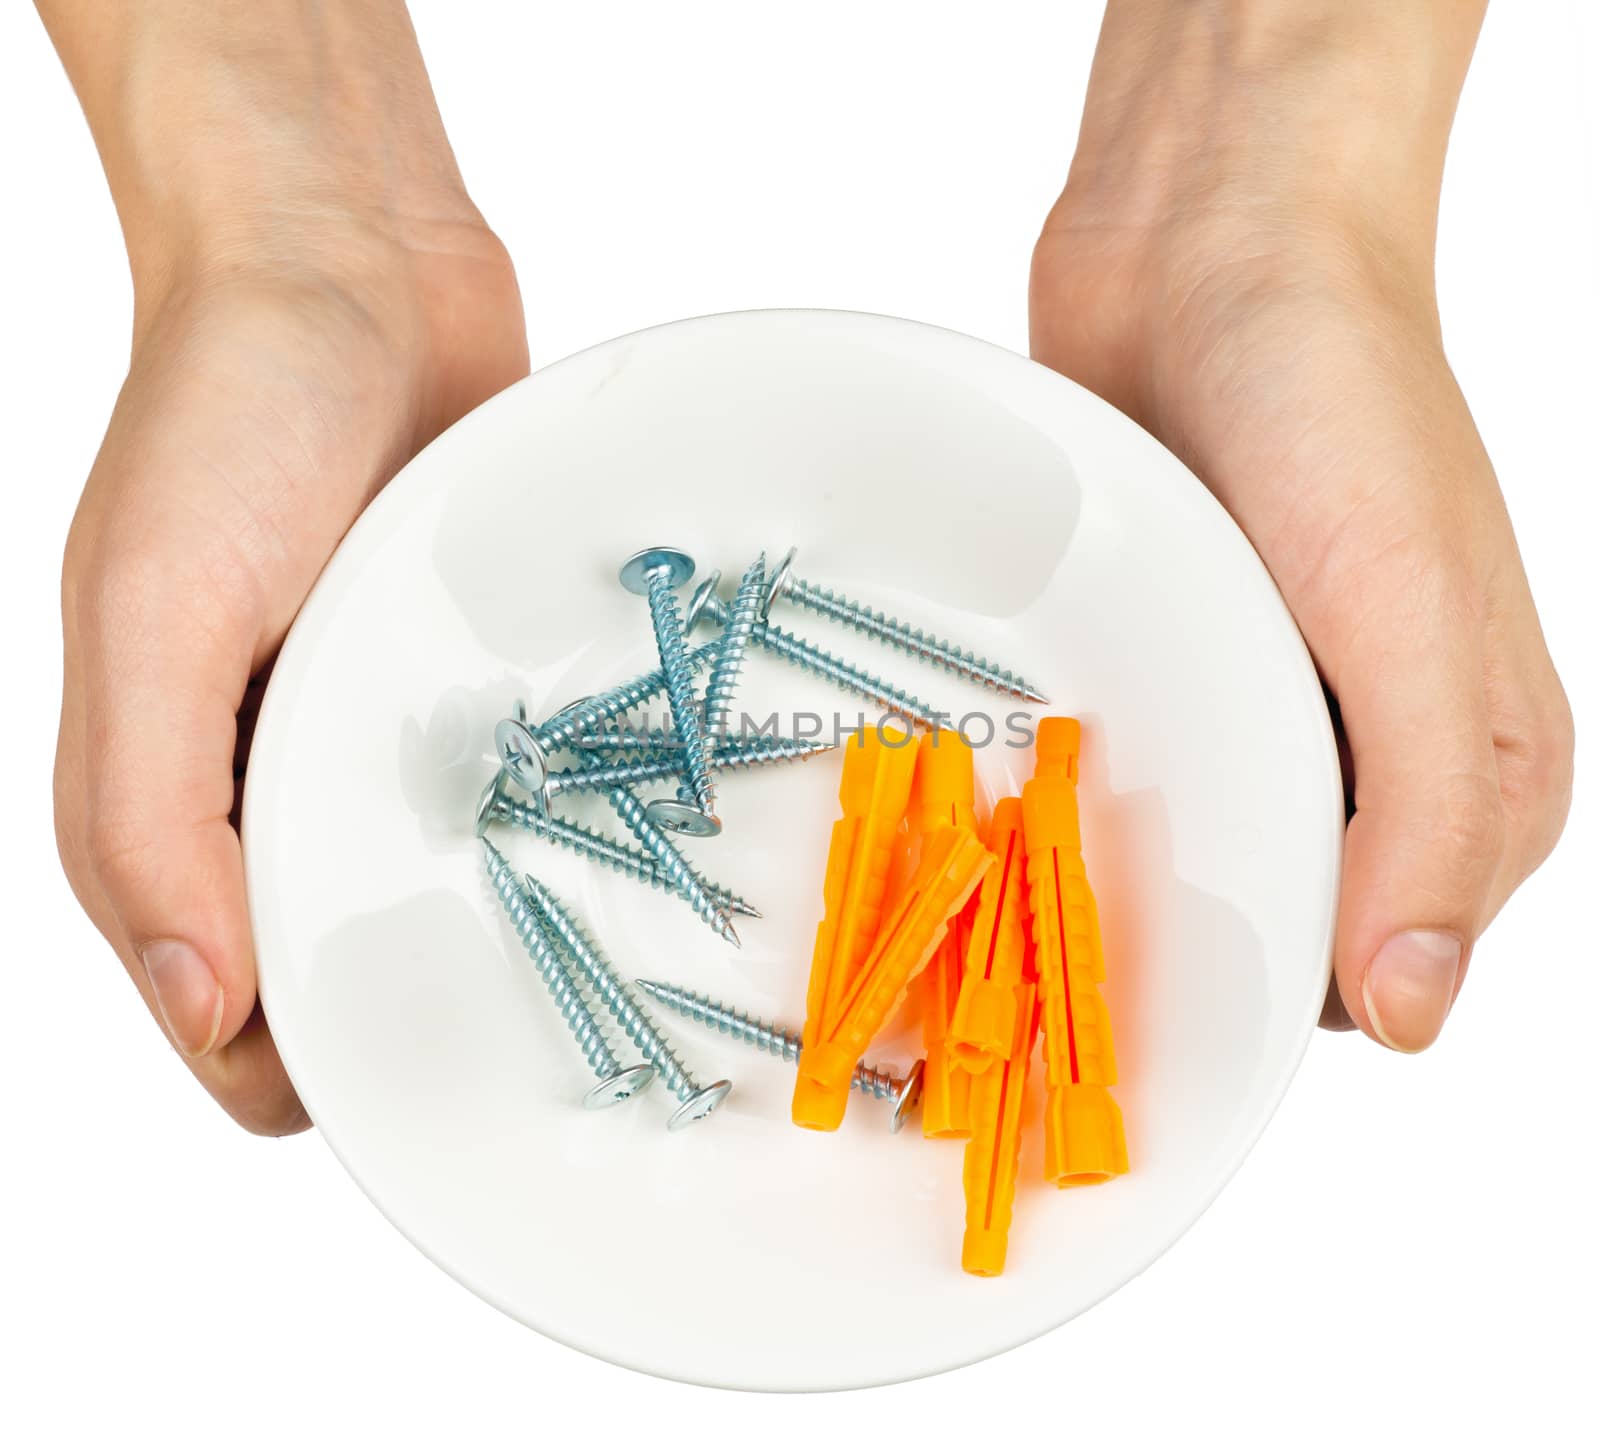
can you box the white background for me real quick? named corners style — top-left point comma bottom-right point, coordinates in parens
top-left (1, 1), bottom-right (1595, 1443)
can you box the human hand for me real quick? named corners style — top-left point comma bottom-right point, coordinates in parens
top-left (45, 1), bottom-right (529, 1131)
top-left (1031, 0), bottom-right (1573, 1052)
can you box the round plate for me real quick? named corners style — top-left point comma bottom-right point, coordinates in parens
top-left (244, 309), bottom-right (1342, 1391)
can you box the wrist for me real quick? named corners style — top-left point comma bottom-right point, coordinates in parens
top-left (43, 0), bottom-right (481, 302)
top-left (1055, 0), bottom-right (1486, 269)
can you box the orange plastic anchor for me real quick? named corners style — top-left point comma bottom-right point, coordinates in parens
top-left (949, 796), bottom-right (1031, 1076)
top-left (793, 725), bottom-right (919, 1130)
top-left (961, 979), bottom-right (1039, 1276)
top-left (1022, 718), bottom-right (1128, 1186)
top-left (795, 823), bottom-right (991, 1130)
top-left (910, 732), bottom-right (979, 1139)
top-left (920, 909), bottom-right (973, 1139)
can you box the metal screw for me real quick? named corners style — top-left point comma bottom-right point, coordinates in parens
top-left (634, 978), bottom-right (926, 1134)
top-left (668, 553), bottom-right (766, 819)
top-left (493, 644), bottom-right (719, 807)
top-left (525, 692), bottom-right (744, 946)
top-left (481, 838), bottom-right (654, 1108)
top-left (618, 546), bottom-right (720, 836)
top-left (576, 728), bottom-right (823, 755)
top-left (544, 736), bottom-right (836, 798)
top-left (762, 546), bottom-right (1048, 704)
top-left (524, 879), bottom-right (732, 1130)
top-left (494, 712), bottom-right (739, 948)
top-left (701, 554), bottom-right (766, 742)
top-left (598, 771), bottom-right (741, 945)
top-left (474, 773), bottom-right (761, 920)
top-left (686, 576), bottom-right (946, 731)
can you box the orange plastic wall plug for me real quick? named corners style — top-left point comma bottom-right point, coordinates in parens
top-left (910, 731), bottom-right (978, 1139)
top-left (795, 823), bottom-right (992, 1129)
top-left (792, 726), bottom-right (919, 1131)
top-left (948, 796), bottom-right (1031, 1076)
top-left (1021, 718), bottom-right (1128, 1186)
top-left (961, 979), bottom-right (1039, 1276)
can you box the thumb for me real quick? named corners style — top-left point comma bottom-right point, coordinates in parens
top-left (1330, 567), bottom-right (1504, 1052)
top-left (64, 521), bottom-right (309, 1130)
top-left (75, 531), bottom-right (262, 1061)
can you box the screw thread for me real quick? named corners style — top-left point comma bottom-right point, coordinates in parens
top-left (853, 1062), bottom-right (902, 1101)
top-left (599, 774), bottom-right (739, 944)
top-left (524, 880), bottom-right (705, 1104)
top-left (701, 554), bottom-right (765, 741)
top-left (644, 571), bottom-right (717, 816)
top-left (547, 752), bottom-right (682, 797)
top-left (642, 979), bottom-right (801, 1062)
top-left (533, 643), bottom-right (719, 755)
top-left (485, 791), bottom-right (758, 918)
top-left (574, 729), bottom-right (683, 751)
top-left (788, 575), bottom-right (1046, 702)
top-left (579, 728), bottom-right (812, 754)
top-left (749, 618), bottom-right (943, 730)
top-left (482, 841), bottom-right (624, 1081)
top-left (634, 979), bottom-right (903, 1100)
top-left (551, 735), bottom-right (833, 795)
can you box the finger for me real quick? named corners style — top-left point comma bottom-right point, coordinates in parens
top-left (1330, 553), bottom-right (1503, 1053)
top-left (1317, 701), bottom-right (1359, 1033)
top-left (1319, 975), bottom-right (1357, 1033)
top-left (195, 1005), bottom-right (312, 1137)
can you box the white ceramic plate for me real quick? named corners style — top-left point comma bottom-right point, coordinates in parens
top-left (244, 309), bottom-right (1342, 1391)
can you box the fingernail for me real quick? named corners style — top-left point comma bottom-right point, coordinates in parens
top-left (1362, 930), bottom-right (1462, 1053)
top-left (141, 940), bottom-right (224, 1057)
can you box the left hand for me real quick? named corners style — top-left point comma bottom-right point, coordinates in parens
top-left (1031, 0), bottom-right (1573, 1052)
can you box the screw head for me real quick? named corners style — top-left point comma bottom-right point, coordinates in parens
top-left (645, 797), bottom-right (723, 838)
top-left (666, 1079), bottom-right (732, 1130)
top-left (683, 570), bottom-right (725, 633)
top-left (583, 1062), bottom-right (656, 1109)
top-left (495, 716), bottom-right (550, 800)
top-left (889, 1058), bottom-right (926, 1135)
top-left (473, 773), bottom-right (507, 838)
top-left (759, 546), bottom-right (797, 620)
top-left (619, 546), bottom-right (696, 596)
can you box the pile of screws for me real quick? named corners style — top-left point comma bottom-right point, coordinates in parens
top-left (473, 545), bottom-right (1046, 1130)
